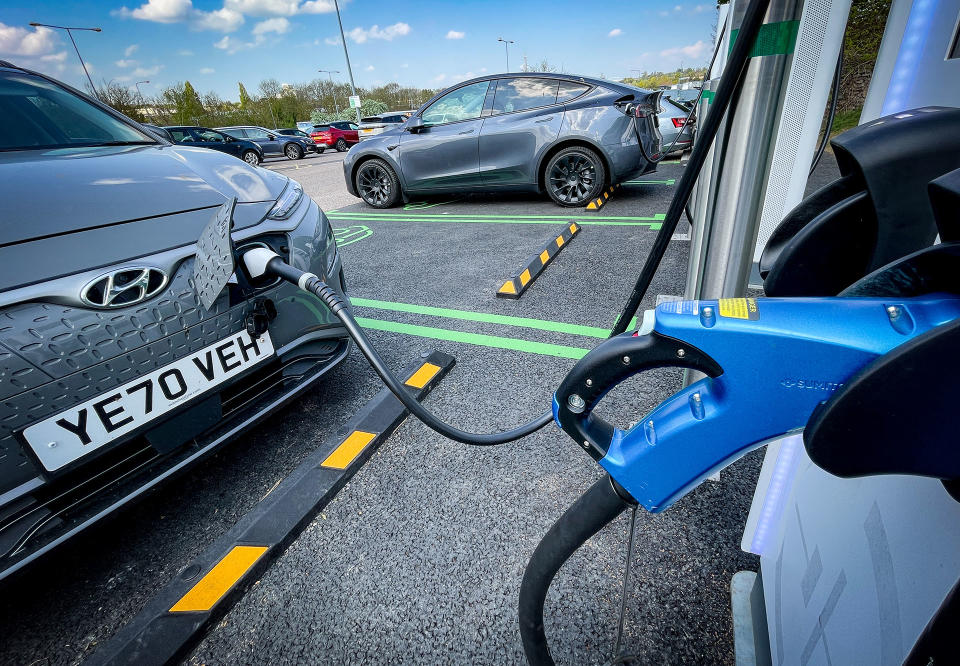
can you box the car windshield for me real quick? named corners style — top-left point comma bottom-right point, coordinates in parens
top-left (0, 70), bottom-right (156, 151)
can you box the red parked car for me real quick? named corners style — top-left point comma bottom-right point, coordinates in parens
top-left (310, 121), bottom-right (360, 152)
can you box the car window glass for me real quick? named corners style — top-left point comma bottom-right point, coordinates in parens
top-left (492, 78), bottom-right (559, 114)
top-left (194, 129), bottom-right (225, 142)
top-left (247, 128), bottom-right (270, 139)
top-left (557, 81), bottom-right (590, 103)
top-left (223, 129), bottom-right (245, 138)
top-left (421, 81), bottom-right (490, 125)
top-left (169, 129), bottom-right (194, 142)
top-left (348, 123), bottom-right (358, 130)
top-left (0, 71), bottom-right (152, 150)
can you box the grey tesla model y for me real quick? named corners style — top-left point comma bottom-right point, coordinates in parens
top-left (0, 62), bottom-right (349, 580)
top-left (344, 73), bottom-right (664, 208)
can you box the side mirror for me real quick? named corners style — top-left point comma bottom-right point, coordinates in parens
top-left (268, 134), bottom-right (277, 140)
top-left (406, 117), bottom-right (425, 133)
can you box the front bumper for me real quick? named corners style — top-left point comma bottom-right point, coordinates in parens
top-left (0, 197), bottom-right (349, 581)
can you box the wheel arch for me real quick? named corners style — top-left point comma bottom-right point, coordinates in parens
top-left (350, 153), bottom-right (405, 192)
top-left (537, 139), bottom-right (612, 193)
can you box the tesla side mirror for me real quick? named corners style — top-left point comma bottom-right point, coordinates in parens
top-left (406, 117), bottom-right (425, 133)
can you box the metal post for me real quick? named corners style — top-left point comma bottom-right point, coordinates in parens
top-left (498, 38), bottom-right (514, 72)
top-left (333, 0), bottom-right (361, 123)
top-left (30, 23), bottom-right (100, 99)
top-left (319, 69), bottom-right (340, 114)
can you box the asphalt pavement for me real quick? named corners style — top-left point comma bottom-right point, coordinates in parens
top-left (1, 149), bottom-right (775, 666)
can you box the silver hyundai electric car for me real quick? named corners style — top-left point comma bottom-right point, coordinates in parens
top-left (0, 62), bottom-right (349, 580)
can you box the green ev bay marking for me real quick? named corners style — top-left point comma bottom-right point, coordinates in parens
top-left (333, 225), bottom-right (373, 247)
top-left (327, 211), bottom-right (665, 228)
top-left (624, 179), bottom-right (676, 185)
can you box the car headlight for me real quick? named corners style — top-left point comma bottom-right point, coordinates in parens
top-left (268, 180), bottom-right (303, 220)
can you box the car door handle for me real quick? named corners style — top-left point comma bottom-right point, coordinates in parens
top-left (535, 116), bottom-right (554, 123)
top-left (458, 129), bottom-right (475, 135)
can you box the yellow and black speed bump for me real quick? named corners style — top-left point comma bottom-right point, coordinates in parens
top-left (89, 351), bottom-right (454, 666)
top-left (585, 183), bottom-right (621, 210)
top-left (497, 222), bottom-right (581, 299)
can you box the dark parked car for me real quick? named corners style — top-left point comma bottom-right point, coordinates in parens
top-left (217, 125), bottom-right (317, 159)
top-left (311, 121), bottom-right (359, 152)
top-left (0, 61), bottom-right (349, 581)
top-left (276, 128), bottom-right (325, 153)
top-left (165, 125), bottom-right (265, 165)
top-left (343, 73), bottom-right (663, 208)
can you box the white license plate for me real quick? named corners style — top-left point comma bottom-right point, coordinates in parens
top-left (23, 330), bottom-right (274, 472)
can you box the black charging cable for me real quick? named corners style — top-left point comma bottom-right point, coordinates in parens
top-left (248, 251), bottom-right (553, 445)
top-left (810, 41), bottom-right (844, 176)
top-left (610, 0), bottom-right (771, 336)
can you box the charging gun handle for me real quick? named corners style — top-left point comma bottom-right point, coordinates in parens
top-left (554, 332), bottom-right (722, 461)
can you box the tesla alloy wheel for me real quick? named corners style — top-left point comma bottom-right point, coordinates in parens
top-left (356, 159), bottom-right (401, 208)
top-left (545, 146), bottom-right (606, 207)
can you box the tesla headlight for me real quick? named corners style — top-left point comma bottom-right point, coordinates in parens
top-left (268, 180), bottom-right (303, 219)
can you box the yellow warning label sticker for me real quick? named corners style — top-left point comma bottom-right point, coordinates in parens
top-left (717, 298), bottom-right (759, 320)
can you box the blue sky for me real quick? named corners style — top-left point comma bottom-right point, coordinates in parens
top-left (1, 0), bottom-right (718, 100)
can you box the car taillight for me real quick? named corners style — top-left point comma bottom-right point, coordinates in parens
top-left (671, 117), bottom-right (687, 128)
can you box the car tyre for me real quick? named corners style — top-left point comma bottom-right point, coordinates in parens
top-left (544, 146), bottom-right (606, 208)
top-left (242, 150), bottom-right (261, 166)
top-left (285, 143), bottom-right (304, 160)
top-left (318, 147), bottom-right (325, 154)
top-left (335, 138), bottom-right (348, 152)
top-left (355, 158), bottom-right (401, 208)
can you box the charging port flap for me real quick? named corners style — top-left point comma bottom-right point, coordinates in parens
top-left (194, 196), bottom-right (238, 311)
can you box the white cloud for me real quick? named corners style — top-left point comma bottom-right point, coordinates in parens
top-left (252, 17), bottom-right (290, 35)
top-left (114, 0), bottom-right (244, 32)
top-left (323, 36), bottom-right (339, 45)
top-left (446, 30), bottom-right (464, 40)
top-left (214, 33), bottom-right (264, 53)
top-left (433, 73), bottom-right (446, 82)
top-left (401, 62), bottom-right (409, 68)
top-left (225, 0), bottom-right (299, 15)
top-left (125, 44), bottom-right (140, 57)
top-left (193, 7), bottom-right (245, 31)
top-left (299, 0), bottom-right (337, 13)
top-left (41, 51), bottom-right (68, 63)
top-left (479, 66), bottom-right (487, 73)
top-left (608, 28), bottom-right (622, 37)
top-left (658, 10), bottom-right (669, 17)
top-left (178, 49), bottom-right (194, 55)
top-left (674, 4), bottom-right (683, 11)
top-left (0, 22), bottom-right (59, 56)
top-left (200, 66), bottom-right (215, 73)
top-left (365, 64), bottom-right (374, 71)
top-left (132, 64), bottom-right (164, 76)
top-left (659, 40), bottom-right (709, 60)
top-left (347, 22), bottom-right (410, 44)
top-left (115, 58), bottom-right (138, 68)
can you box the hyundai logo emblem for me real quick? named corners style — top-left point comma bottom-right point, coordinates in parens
top-left (80, 268), bottom-right (168, 309)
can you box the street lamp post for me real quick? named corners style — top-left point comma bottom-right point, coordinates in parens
top-left (134, 80), bottom-right (149, 100)
top-left (29, 22), bottom-right (100, 98)
top-left (332, 0), bottom-right (362, 123)
top-left (318, 69), bottom-right (341, 114)
top-left (497, 38), bottom-right (514, 73)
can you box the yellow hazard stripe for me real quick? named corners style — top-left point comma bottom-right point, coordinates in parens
top-left (405, 362), bottom-right (441, 389)
top-left (519, 268), bottom-right (531, 286)
top-left (539, 249), bottom-right (550, 264)
top-left (322, 430), bottom-right (378, 469)
top-left (170, 545), bottom-right (268, 613)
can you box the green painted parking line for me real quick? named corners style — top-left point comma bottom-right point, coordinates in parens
top-left (327, 212), bottom-right (664, 228)
top-left (351, 297), bottom-right (610, 338)
top-left (355, 317), bottom-right (590, 360)
top-left (624, 179), bottom-right (676, 185)
top-left (329, 212), bottom-right (665, 221)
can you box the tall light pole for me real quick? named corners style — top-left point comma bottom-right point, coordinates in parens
top-left (497, 38), bottom-right (514, 73)
top-left (318, 69), bottom-right (341, 114)
top-left (134, 80), bottom-right (149, 100)
top-left (30, 22), bottom-right (100, 98)
top-left (332, 0), bottom-right (361, 123)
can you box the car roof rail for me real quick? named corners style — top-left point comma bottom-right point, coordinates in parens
top-left (0, 60), bottom-right (19, 69)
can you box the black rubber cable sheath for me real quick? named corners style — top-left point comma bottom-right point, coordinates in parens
top-left (610, 0), bottom-right (773, 336)
top-left (518, 476), bottom-right (633, 666)
top-left (267, 258), bottom-right (552, 445)
top-left (809, 41), bottom-right (844, 176)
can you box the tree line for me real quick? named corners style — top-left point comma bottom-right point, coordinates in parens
top-left (90, 77), bottom-right (442, 129)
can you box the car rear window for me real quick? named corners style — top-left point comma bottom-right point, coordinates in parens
top-left (557, 81), bottom-right (590, 103)
top-left (169, 129), bottom-right (194, 142)
top-left (491, 78), bottom-right (559, 115)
